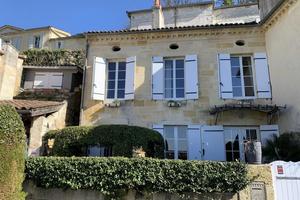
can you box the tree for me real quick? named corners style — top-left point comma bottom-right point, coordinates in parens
top-left (263, 133), bottom-right (300, 162)
top-left (0, 105), bottom-right (26, 200)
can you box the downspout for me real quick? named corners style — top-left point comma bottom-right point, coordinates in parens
top-left (79, 34), bottom-right (89, 125)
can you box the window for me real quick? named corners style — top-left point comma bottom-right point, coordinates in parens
top-left (57, 41), bottom-right (63, 49)
top-left (106, 61), bottom-right (126, 99)
top-left (231, 56), bottom-right (255, 98)
top-left (224, 127), bottom-right (259, 161)
top-left (34, 35), bottom-right (41, 48)
top-left (164, 58), bottom-right (185, 99)
top-left (164, 126), bottom-right (188, 160)
top-left (88, 145), bottom-right (112, 157)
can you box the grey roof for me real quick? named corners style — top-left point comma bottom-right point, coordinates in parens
top-left (85, 21), bottom-right (259, 35)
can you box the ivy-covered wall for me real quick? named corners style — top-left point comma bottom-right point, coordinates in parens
top-left (22, 49), bottom-right (85, 68)
top-left (26, 157), bottom-right (250, 199)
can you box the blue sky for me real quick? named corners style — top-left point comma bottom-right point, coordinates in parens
top-left (1, 0), bottom-right (153, 35)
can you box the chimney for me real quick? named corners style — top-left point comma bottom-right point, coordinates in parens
top-left (154, 0), bottom-right (161, 8)
top-left (152, 0), bottom-right (165, 28)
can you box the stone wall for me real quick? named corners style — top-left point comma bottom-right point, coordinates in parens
top-left (81, 26), bottom-right (269, 129)
top-left (0, 44), bottom-right (24, 100)
top-left (28, 101), bottom-right (67, 156)
top-left (24, 165), bottom-right (273, 200)
top-left (264, 0), bottom-right (300, 133)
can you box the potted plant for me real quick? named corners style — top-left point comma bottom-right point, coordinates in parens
top-left (244, 140), bottom-right (262, 164)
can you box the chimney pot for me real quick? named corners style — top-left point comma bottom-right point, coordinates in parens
top-left (154, 0), bottom-right (161, 8)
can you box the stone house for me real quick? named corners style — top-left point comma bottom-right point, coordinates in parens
top-left (78, 0), bottom-right (299, 161)
top-left (2, 0), bottom-right (299, 160)
top-left (0, 25), bottom-right (70, 51)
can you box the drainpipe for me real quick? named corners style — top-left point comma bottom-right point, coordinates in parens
top-left (79, 34), bottom-right (89, 126)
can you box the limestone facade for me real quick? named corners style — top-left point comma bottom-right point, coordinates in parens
top-left (0, 44), bottom-right (24, 100)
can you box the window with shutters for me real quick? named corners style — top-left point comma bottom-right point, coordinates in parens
top-left (164, 125), bottom-right (188, 160)
top-left (231, 55), bottom-right (256, 98)
top-left (34, 35), bottom-right (41, 48)
top-left (164, 58), bottom-right (185, 99)
top-left (106, 61), bottom-right (126, 99)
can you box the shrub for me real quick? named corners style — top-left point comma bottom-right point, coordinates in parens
top-left (263, 132), bottom-right (300, 162)
top-left (26, 157), bottom-right (249, 198)
top-left (22, 49), bottom-right (85, 68)
top-left (43, 125), bottom-right (164, 158)
top-left (0, 105), bottom-right (26, 200)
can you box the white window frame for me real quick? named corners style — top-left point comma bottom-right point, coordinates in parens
top-left (231, 55), bottom-right (257, 100)
top-left (164, 125), bottom-right (188, 160)
top-left (105, 60), bottom-right (126, 101)
top-left (163, 57), bottom-right (185, 100)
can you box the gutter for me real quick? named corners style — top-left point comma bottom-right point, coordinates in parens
top-left (79, 34), bottom-right (89, 125)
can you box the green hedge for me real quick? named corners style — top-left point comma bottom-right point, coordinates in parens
top-left (43, 125), bottom-right (164, 158)
top-left (26, 157), bottom-right (249, 198)
top-left (0, 105), bottom-right (26, 200)
top-left (22, 49), bottom-right (85, 68)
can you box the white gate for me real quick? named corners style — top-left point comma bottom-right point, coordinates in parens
top-left (271, 161), bottom-right (300, 200)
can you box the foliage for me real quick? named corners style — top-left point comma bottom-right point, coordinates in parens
top-left (214, 0), bottom-right (257, 8)
top-left (43, 125), bottom-right (164, 158)
top-left (22, 49), bottom-right (85, 68)
top-left (0, 105), bottom-right (26, 200)
top-left (263, 133), bottom-right (300, 162)
top-left (26, 157), bottom-right (249, 198)
top-left (162, 0), bottom-right (202, 6)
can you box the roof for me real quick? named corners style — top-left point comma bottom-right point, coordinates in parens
top-left (0, 99), bottom-right (64, 116)
top-left (0, 25), bottom-right (70, 36)
top-left (0, 25), bottom-right (24, 32)
top-left (85, 21), bottom-right (259, 35)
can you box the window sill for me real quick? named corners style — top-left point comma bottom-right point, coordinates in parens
top-left (105, 100), bottom-right (121, 108)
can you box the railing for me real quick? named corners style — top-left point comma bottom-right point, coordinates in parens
top-left (214, 0), bottom-right (258, 8)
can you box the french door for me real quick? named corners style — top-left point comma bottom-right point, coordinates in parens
top-left (224, 127), bottom-right (260, 161)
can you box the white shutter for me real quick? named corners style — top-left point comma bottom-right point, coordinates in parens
top-left (254, 53), bottom-right (272, 99)
top-left (152, 56), bottom-right (164, 100)
top-left (125, 56), bottom-right (136, 100)
top-left (153, 124), bottom-right (164, 137)
top-left (92, 57), bottom-right (106, 100)
top-left (201, 125), bottom-right (226, 161)
top-left (260, 125), bottom-right (279, 147)
top-left (28, 36), bottom-right (34, 49)
top-left (48, 72), bottom-right (63, 89)
top-left (218, 54), bottom-right (233, 99)
top-left (33, 72), bottom-right (47, 88)
top-left (185, 55), bottom-right (199, 100)
top-left (187, 125), bottom-right (201, 160)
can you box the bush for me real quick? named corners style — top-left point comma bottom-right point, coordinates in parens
top-left (263, 132), bottom-right (300, 162)
top-left (26, 157), bottom-right (249, 198)
top-left (22, 49), bottom-right (85, 68)
top-left (0, 105), bottom-right (26, 200)
top-left (43, 125), bottom-right (164, 158)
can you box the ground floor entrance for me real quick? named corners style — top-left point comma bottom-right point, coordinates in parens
top-left (153, 124), bottom-right (279, 162)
